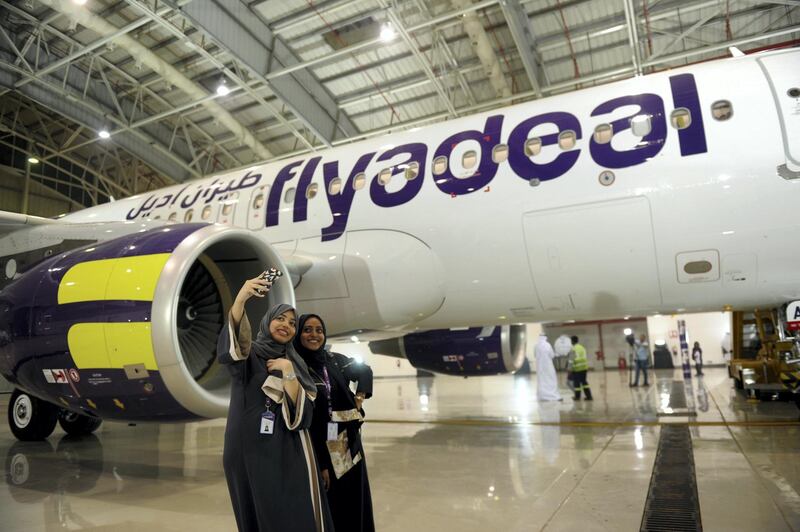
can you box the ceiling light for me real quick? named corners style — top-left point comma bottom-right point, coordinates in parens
top-left (72, 0), bottom-right (87, 5)
top-left (27, 156), bottom-right (39, 164)
top-left (216, 80), bottom-right (230, 96)
top-left (379, 22), bottom-right (395, 42)
top-left (623, 328), bottom-right (632, 336)
top-left (98, 129), bottom-right (110, 139)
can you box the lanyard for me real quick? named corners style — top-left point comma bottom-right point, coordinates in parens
top-left (322, 365), bottom-right (333, 419)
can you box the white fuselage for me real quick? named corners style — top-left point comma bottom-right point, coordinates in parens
top-left (59, 49), bottom-right (800, 334)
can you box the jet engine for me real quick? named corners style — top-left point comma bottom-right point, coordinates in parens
top-left (368, 325), bottom-right (526, 376)
top-left (0, 223), bottom-right (292, 438)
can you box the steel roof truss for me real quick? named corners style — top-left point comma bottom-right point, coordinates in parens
top-left (499, 0), bottom-right (544, 96)
top-left (172, 0), bottom-right (358, 146)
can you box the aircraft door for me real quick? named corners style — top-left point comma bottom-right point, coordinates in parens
top-left (522, 196), bottom-right (661, 314)
top-left (247, 185), bottom-right (270, 230)
top-left (757, 52), bottom-right (800, 176)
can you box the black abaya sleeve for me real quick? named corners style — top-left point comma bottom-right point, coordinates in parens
top-left (336, 353), bottom-right (374, 398)
top-left (261, 375), bottom-right (315, 432)
top-left (216, 311), bottom-right (253, 365)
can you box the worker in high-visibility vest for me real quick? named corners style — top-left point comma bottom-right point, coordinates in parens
top-left (569, 336), bottom-right (593, 401)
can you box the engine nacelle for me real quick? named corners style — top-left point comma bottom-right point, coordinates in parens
top-left (0, 223), bottom-right (292, 421)
top-left (368, 325), bottom-right (526, 376)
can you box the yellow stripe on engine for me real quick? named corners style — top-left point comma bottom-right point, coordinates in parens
top-left (67, 322), bottom-right (158, 370)
top-left (58, 254), bottom-right (171, 304)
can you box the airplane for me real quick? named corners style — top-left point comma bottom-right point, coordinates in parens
top-left (1, 46), bottom-right (798, 440)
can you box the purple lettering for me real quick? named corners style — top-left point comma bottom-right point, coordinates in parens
top-left (266, 160), bottom-right (303, 227)
top-left (669, 74), bottom-right (707, 156)
top-left (590, 94), bottom-right (666, 168)
top-left (432, 115), bottom-right (504, 196)
top-left (293, 156), bottom-right (322, 222)
top-left (507, 112), bottom-right (582, 182)
top-left (369, 143), bottom-right (427, 207)
top-left (321, 152), bottom-right (376, 242)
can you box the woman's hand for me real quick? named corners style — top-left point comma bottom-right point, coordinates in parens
top-left (321, 469), bottom-right (331, 491)
top-left (266, 358), bottom-right (293, 375)
top-left (355, 393), bottom-right (365, 410)
top-left (234, 274), bottom-right (271, 306)
top-left (230, 274), bottom-right (271, 328)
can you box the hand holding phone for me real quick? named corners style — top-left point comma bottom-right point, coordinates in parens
top-left (257, 268), bottom-right (283, 294)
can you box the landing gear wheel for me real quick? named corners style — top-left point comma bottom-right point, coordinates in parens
top-left (58, 410), bottom-right (102, 436)
top-left (7, 389), bottom-right (58, 441)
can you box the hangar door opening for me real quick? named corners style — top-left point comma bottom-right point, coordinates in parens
top-left (523, 196), bottom-right (662, 314)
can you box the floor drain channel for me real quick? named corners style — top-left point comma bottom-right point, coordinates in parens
top-left (640, 424), bottom-right (702, 532)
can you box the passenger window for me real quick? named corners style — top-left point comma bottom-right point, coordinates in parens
top-left (492, 144), bottom-right (508, 163)
top-left (222, 203), bottom-right (233, 215)
top-left (352, 173), bottom-right (366, 190)
top-left (461, 150), bottom-right (478, 170)
top-left (630, 115), bottom-right (652, 137)
top-left (711, 100), bottom-right (733, 121)
top-left (253, 194), bottom-right (264, 209)
top-left (184, 209), bottom-right (193, 222)
top-left (524, 138), bottom-right (541, 157)
top-left (328, 177), bottom-right (342, 195)
top-left (378, 168), bottom-right (392, 186)
top-left (670, 108), bottom-right (692, 130)
top-left (558, 130), bottom-right (576, 150)
top-left (201, 205), bottom-right (212, 220)
top-left (168, 212), bottom-right (177, 221)
top-left (284, 187), bottom-right (295, 203)
top-left (153, 215), bottom-right (161, 220)
top-left (306, 183), bottom-right (318, 199)
top-left (405, 162), bottom-right (420, 180)
top-left (593, 124), bottom-right (612, 144)
top-left (432, 156), bottom-right (448, 175)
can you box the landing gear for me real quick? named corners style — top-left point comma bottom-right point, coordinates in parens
top-left (8, 389), bottom-right (58, 441)
top-left (58, 410), bottom-right (102, 436)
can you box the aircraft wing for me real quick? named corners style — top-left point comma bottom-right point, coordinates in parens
top-left (0, 210), bottom-right (60, 235)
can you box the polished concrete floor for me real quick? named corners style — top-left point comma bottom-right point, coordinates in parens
top-left (2, 367), bottom-right (799, 531)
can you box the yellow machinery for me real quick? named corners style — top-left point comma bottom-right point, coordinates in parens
top-left (729, 309), bottom-right (800, 398)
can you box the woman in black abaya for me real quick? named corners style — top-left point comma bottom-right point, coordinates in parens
top-left (217, 274), bottom-right (334, 532)
top-left (294, 313), bottom-right (375, 532)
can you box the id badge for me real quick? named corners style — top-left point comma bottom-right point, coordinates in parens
top-left (327, 422), bottom-right (338, 441)
top-left (260, 411), bottom-right (275, 435)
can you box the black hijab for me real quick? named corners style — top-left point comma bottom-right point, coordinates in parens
top-left (293, 313), bottom-right (327, 376)
top-left (251, 303), bottom-right (316, 396)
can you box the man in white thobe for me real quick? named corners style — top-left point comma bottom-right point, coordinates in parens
top-left (535, 334), bottom-right (562, 401)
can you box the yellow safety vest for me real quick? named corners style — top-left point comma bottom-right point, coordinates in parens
top-left (573, 344), bottom-right (589, 372)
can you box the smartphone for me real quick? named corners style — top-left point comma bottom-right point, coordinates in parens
top-left (257, 268), bottom-right (283, 294)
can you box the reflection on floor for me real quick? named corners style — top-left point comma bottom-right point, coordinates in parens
top-left (1, 368), bottom-right (799, 531)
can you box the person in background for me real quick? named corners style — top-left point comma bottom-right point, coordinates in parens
top-left (692, 341), bottom-right (704, 376)
top-left (569, 336), bottom-right (593, 401)
top-left (294, 313), bottom-right (375, 532)
top-left (535, 334), bottom-right (562, 401)
top-left (217, 275), bottom-right (333, 532)
top-left (632, 334), bottom-right (651, 387)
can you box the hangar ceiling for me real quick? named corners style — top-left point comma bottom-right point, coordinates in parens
top-left (0, 0), bottom-right (797, 211)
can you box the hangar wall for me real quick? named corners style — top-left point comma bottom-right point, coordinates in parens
top-left (0, 166), bottom-right (74, 217)
top-left (646, 312), bottom-right (732, 367)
